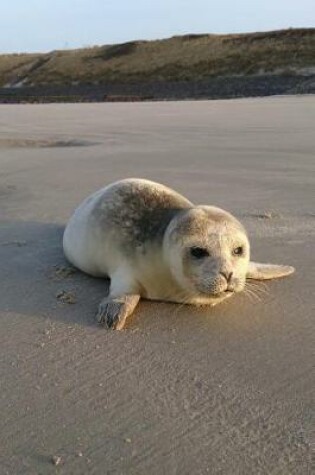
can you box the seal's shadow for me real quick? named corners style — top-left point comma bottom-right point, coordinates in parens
top-left (0, 220), bottom-right (109, 327)
top-left (0, 220), bottom-right (261, 331)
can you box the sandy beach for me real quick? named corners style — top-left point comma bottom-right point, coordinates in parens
top-left (0, 96), bottom-right (314, 474)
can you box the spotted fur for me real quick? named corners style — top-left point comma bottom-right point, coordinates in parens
top-left (63, 178), bottom-right (294, 329)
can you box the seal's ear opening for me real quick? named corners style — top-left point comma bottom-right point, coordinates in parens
top-left (246, 262), bottom-right (295, 280)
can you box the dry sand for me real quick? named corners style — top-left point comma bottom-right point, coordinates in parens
top-left (0, 97), bottom-right (314, 474)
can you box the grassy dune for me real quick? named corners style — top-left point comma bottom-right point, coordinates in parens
top-left (1, 28), bottom-right (314, 87)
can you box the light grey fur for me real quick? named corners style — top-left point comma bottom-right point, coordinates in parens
top-left (63, 178), bottom-right (295, 329)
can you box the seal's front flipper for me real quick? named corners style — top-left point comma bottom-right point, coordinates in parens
top-left (96, 294), bottom-right (140, 330)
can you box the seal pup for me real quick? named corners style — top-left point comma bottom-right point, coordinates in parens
top-left (63, 178), bottom-right (294, 330)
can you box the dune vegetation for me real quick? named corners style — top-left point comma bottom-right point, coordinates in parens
top-left (1, 28), bottom-right (314, 87)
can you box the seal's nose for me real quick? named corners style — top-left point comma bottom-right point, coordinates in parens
top-left (220, 271), bottom-right (233, 283)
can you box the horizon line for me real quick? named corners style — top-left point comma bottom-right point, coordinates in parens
top-left (1, 26), bottom-right (314, 56)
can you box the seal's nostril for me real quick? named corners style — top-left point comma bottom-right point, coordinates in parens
top-left (220, 271), bottom-right (233, 283)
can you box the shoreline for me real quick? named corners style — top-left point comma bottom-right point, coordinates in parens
top-left (1, 73), bottom-right (314, 104)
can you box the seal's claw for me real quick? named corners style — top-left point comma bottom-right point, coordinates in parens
top-left (96, 299), bottom-right (125, 329)
top-left (96, 294), bottom-right (140, 330)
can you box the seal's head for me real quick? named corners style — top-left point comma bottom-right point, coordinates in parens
top-left (163, 206), bottom-right (250, 304)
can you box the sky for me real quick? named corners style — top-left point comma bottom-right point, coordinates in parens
top-left (1, 0), bottom-right (314, 53)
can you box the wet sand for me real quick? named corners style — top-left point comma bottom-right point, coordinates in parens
top-left (0, 97), bottom-right (314, 474)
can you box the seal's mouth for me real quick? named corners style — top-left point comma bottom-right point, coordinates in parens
top-left (192, 273), bottom-right (246, 299)
top-left (198, 288), bottom-right (234, 298)
top-left (194, 279), bottom-right (240, 298)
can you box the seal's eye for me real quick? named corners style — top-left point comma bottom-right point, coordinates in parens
top-left (233, 246), bottom-right (244, 256)
top-left (190, 247), bottom-right (209, 259)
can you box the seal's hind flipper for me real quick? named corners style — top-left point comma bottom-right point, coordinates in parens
top-left (246, 262), bottom-right (295, 280)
